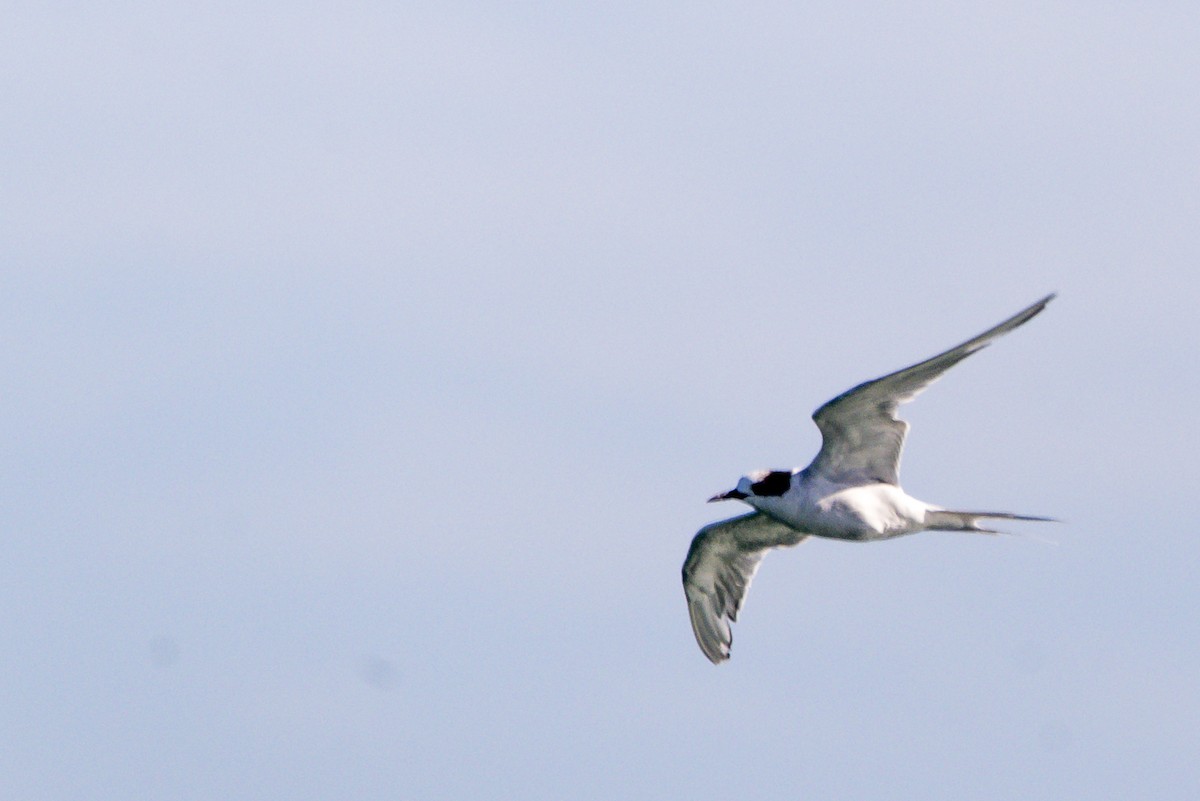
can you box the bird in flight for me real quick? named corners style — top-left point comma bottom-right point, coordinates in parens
top-left (682, 294), bottom-right (1056, 664)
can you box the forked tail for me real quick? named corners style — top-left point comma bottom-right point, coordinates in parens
top-left (925, 509), bottom-right (1057, 535)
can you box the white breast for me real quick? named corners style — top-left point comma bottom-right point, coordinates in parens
top-left (756, 479), bottom-right (928, 541)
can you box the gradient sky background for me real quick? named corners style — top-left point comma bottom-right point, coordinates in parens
top-left (4, 3), bottom-right (1199, 799)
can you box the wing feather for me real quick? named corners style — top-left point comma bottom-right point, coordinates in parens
top-left (682, 512), bottom-right (806, 664)
top-left (806, 294), bottom-right (1054, 485)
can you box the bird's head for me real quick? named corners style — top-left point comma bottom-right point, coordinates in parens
top-left (708, 469), bottom-right (793, 504)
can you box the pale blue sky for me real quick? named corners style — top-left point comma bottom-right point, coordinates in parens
top-left (3, 3), bottom-right (1199, 799)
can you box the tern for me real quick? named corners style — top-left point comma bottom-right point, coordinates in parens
top-left (683, 294), bottom-right (1056, 664)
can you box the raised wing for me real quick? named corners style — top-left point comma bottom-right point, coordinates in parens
top-left (806, 294), bottom-right (1054, 486)
top-left (682, 512), bottom-right (807, 664)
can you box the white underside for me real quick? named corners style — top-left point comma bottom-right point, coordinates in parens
top-left (748, 476), bottom-right (933, 541)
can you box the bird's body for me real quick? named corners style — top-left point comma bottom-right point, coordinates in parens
top-left (683, 294), bottom-right (1056, 664)
top-left (754, 470), bottom-right (930, 540)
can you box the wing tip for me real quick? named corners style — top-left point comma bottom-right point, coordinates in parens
top-left (687, 597), bottom-right (733, 664)
top-left (1008, 292), bottom-right (1057, 329)
top-left (1031, 292), bottom-right (1057, 315)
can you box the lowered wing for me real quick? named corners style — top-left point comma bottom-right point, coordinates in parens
top-left (682, 512), bottom-right (807, 664)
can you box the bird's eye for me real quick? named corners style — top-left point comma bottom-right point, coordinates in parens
top-left (750, 471), bottom-right (791, 496)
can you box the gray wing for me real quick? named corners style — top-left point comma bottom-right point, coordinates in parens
top-left (806, 294), bottom-right (1054, 486)
top-left (682, 512), bottom-right (807, 664)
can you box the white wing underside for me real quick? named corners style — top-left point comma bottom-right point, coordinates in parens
top-left (682, 512), bottom-right (807, 664)
top-left (806, 294), bottom-right (1054, 486)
